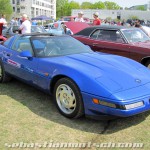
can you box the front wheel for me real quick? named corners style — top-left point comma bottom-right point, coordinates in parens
top-left (0, 60), bottom-right (11, 83)
top-left (53, 78), bottom-right (84, 118)
top-left (145, 60), bottom-right (150, 69)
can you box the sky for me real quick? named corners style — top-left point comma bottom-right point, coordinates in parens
top-left (72, 0), bottom-right (150, 8)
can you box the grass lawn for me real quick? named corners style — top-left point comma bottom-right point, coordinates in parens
top-left (0, 79), bottom-right (150, 150)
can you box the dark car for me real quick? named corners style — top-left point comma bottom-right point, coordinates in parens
top-left (2, 25), bottom-right (47, 38)
top-left (73, 25), bottom-right (150, 68)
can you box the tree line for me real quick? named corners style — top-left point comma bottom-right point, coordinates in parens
top-left (0, 0), bottom-right (146, 20)
top-left (56, 0), bottom-right (121, 18)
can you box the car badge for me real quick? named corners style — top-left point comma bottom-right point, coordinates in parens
top-left (135, 79), bottom-right (141, 83)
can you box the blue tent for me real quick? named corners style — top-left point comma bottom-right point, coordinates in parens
top-left (31, 15), bottom-right (52, 21)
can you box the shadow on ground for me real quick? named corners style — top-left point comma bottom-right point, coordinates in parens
top-left (0, 80), bottom-right (149, 134)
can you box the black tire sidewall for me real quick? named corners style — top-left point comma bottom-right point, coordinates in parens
top-left (145, 60), bottom-right (150, 68)
top-left (0, 59), bottom-right (4, 83)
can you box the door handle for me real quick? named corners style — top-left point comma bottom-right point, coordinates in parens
top-left (6, 53), bottom-right (11, 57)
top-left (5, 53), bottom-right (11, 57)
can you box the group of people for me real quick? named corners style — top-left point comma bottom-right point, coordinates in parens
top-left (74, 11), bottom-right (101, 25)
top-left (0, 14), bottom-right (31, 34)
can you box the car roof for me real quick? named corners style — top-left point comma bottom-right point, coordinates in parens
top-left (75, 25), bottom-right (130, 36)
top-left (18, 33), bottom-right (69, 37)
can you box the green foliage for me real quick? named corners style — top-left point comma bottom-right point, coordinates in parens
top-left (129, 15), bottom-right (139, 20)
top-left (91, 1), bottom-right (105, 9)
top-left (81, 2), bottom-right (93, 9)
top-left (67, 1), bottom-right (80, 15)
top-left (104, 1), bottom-right (121, 10)
top-left (56, 0), bottom-right (80, 18)
top-left (137, 6), bottom-right (146, 11)
top-left (0, 0), bottom-right (13, 18)
top-left (56, 0), bottom-right (68, 17)
top-left (56, 0), bottom-right (121, 18)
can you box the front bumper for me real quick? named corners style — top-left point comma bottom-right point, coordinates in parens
top-left (82, 92), bottom-right (150, 119)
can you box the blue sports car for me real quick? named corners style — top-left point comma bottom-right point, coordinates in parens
top-left (0, 33), bottom-right (150, 119)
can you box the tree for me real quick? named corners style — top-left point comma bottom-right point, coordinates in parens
top-left (129, 15), bottom-right (139, 20)
top-left (56, 0), bottom-right (69, 18)
top-left (137, 6), bottom-right (146, 11)
top-left (56, 0), bottom-right (80, 18)
top-left (81, 2), bottom-right (93, 9)
top-left (0, 0), bottom-right (13, 19)
top-left (92, 1), bottom-right (105, 9)
top-left (104, 1), bottom-right (121, 10)
top-left (67, 1), bottom-right (80, 15)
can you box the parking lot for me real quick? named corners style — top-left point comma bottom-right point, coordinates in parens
top-left (0, 79), bottom-right (150, 149)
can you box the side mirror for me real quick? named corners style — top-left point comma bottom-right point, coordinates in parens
top-left (19, 50), bottom-right (32, 59)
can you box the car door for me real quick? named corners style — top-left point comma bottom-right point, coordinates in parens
top-left (4, 36), bottom-right (39, 85)
top-left (90, 29), bottom-right (131, 58)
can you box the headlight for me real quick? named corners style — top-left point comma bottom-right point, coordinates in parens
top-left (124, 101), bottom-right (144, 110)
top-left (93, 98), bottom-right (144, 110)
top-left (93, 98), bottom-right (116, 108)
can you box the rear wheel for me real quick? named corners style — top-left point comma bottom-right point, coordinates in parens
top-left (53, 78), bottom-right (84, 118)
top-left (0, 60), bottom-right (11, 83)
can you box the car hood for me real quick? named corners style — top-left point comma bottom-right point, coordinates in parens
top-left (63, 52), bottom-right (150, 93)
top-left (65, 22), bottom-right (90, 34)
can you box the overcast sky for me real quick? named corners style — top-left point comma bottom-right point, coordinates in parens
top-left (71, 0), bottom-right (150, 8)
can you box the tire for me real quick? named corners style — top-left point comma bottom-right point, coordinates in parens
top-left (145, 60), bottom-right (150, 69)
top-left (53, 78), bottom-right (84, 119)
top-left (0, 60), bottom-right (11, 83)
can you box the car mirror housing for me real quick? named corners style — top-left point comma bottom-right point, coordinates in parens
top-left (19, 50), bottom-right (33, 59)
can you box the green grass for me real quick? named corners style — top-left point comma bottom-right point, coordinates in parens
top-left (0, 79), bottom-right (150, 150)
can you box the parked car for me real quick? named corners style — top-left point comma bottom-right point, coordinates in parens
top-left (0, 23), bottom-right (7, 43)
top-left (46, 21), bottom-right (89, 35)
top-left (2, 25), bottom-right (47, 38)
top-left (1, 33), bottom-right (150, 120)
top-left (73, 25), bottom-right (150, 68)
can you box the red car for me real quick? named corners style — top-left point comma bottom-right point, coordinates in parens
top-left (73, 25), bottom-right (150, 67)
top-left (0, 23), bottom-right (7, 43)
top-left (62, 16), bottom-right (90, 23)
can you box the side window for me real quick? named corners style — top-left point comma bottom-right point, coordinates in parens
top-left (90, 30), bottom-right (100, 39)
top-left (97, 30), bottom-right (125, 43)
top-left (116, 31), bottom-right (125, 43)
top-left (11, 37), bottom-right (33, 54)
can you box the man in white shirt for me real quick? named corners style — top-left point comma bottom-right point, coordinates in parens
top-left (0, 15), bottom-right (7, 26)
top-left (19, 14), bottom-right (31, 34)
top-left (75, 11), bottom-right (85, 22)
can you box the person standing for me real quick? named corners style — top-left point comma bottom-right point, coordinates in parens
top-left (0, 14), bottom-right (7, 26)
top-left (10, 17), bottom-right (15, 25)
top-left (93, 12), bottom-right (101, 26)
top-left (61, 22), bottom-right (73, 35)
top-left (75, 11), bottom-right (85, 22)
top-left (13, 18), bottom-right (18, 26)
top-left (19, 14), bottom-right (31, 34)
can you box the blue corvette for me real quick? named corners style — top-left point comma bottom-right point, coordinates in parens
top-left (0, 33), bottom-right (150, 119)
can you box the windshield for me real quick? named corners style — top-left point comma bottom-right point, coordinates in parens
top-left (31, 36), bottom-right (92, 57)
top-left (121, 28), bottom-right (150, 43)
